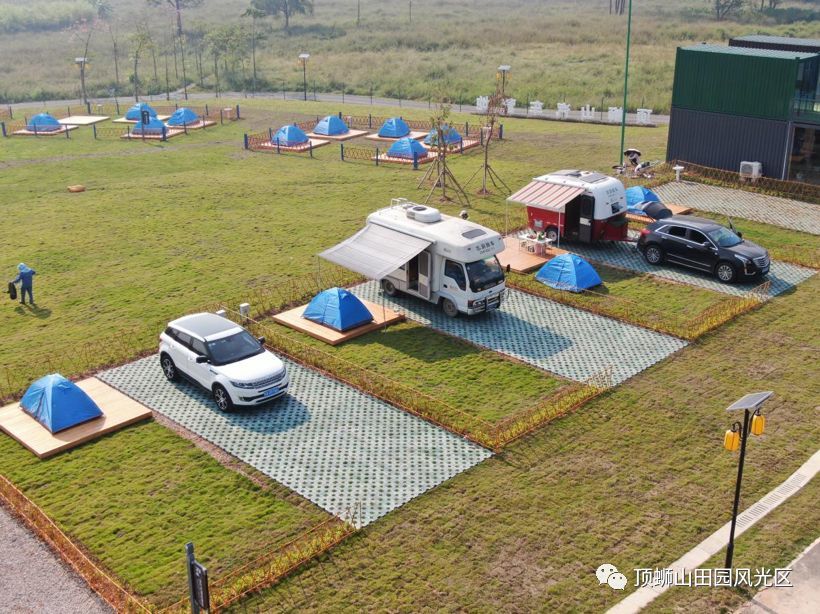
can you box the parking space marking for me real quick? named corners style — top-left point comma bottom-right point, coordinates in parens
top-left (98, 356), bottom-right (491, 527)
top-left (351, 282), bottom-right (687, 385)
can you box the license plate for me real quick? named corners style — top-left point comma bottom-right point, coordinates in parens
top-left (263, 387), bottom-right (279, 398)
top-left (486, 301), bottom-right (500, 311)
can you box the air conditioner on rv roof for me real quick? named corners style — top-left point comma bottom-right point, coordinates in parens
top-left (739, 161), bottom-right (762, 182)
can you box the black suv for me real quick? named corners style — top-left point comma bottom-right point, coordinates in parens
top-left (637, 216), bottom-right (770, 283)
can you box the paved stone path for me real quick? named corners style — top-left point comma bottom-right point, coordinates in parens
top-left (654, 182), bottom-right (820, 236)
top-left (607, 449), bottom-right (820, 614)
top-left (0, 504), bottom-right (111, 614)
top-left (352, 283), bottom-right (687, 386)
top-left (98, 357), bottom-right (491, 527)
top-left (565, 241), bottom-right (815, 298)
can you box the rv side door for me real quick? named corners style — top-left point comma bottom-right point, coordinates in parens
top-left (417, 251), bottom-right (431, 299)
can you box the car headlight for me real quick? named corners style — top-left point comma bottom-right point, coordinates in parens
top-left (735, 255), bottom-right (750, 264)
top-left (229, 380), bottom-right (252, 389)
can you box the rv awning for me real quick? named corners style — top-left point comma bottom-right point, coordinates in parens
top-left (507, 181), bottom-right (585, 212)
top-left (319, 224), bottom-right (432, 280)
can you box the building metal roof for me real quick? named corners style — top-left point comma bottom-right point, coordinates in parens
top-left (680, 43), bottom-right (818, 61)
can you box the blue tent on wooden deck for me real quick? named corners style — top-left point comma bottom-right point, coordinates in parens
top-left (303, 287), bottom-right (373, 332)
top-left (21, 374), bottom-right (103, 434)
top-left (166, 107), bottom-right (199, 126)
top-left (313, 115), bottom-right (349, 136)
top-left (131, 117), bottom-right (166, 134)
top-left (625, 186), bottom-right (660, 209)
top-left (423, 124), bottom-right (462, 146)
top-left (387, 137), bottom-right (428, 159)
top-left (125, 102), bottom-right (158, 121)
top-left (535, 254), bottom-right (602, 293)
top-left (378, 117), bottom-right (410, 138)
top-left (273, 124), bottom-right (309, 146)
top-left (26, 113), bottom-right (62, 132)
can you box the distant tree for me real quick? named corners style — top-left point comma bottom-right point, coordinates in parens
top-left (713, 0), bottom-right (744, 21)
top-left (243, 5), bottom-right (266, 93)
top-left (69, 16), bottom-right (102, 103)
top-left (130, 26), bottom-right (153, 101)
top-left (249, 0), bottom-right (313, 33)
top-left (146, 0), bottom-right (203, 98)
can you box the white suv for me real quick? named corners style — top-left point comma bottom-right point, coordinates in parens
top-left (158, 312), bottom-right (290, 411)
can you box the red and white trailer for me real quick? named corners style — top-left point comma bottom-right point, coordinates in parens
top-left (507, 170), bottom-right (629, 244)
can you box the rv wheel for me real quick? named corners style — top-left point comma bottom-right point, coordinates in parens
top-left (441, 298), bottom-right (459, 318)
top-left (381, 279), bottom-right (398, 296)
top-left (546, 226), bottom-right (559, 243)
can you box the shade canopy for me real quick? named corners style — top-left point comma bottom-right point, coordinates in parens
top-left (320, 223), bottom-right (431, 280)
top-left (387, 137), bottom-right (428, 159)
top-left (313, 115), bottom-right (349, 136)
top-left (273, 124), bottom-right (309, 146)
top-left (21, 374), bottom-right (103, 434)
top-left (535, 254), bottom-right (602, 293)
top-left (423, 124), bottom-right (462, 145)
top-left (303, 287), bottom-right (373, 331)
top-left (378, 117), bottom-right (410, 138)
top-left (26, 113), bottom-right (61, 132)
top-left (131, 117), bottom-right (166, 133)
top-left (125, 102), bottom-right (158, 121)
top-left (507, 181), bottom-right (585, 212)
top-left (166, 107), bottom-right (199, 126)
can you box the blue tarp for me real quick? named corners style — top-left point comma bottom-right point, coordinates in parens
top-left (535, 254), bottom-right (602, 293)
top-left (625, 186), bottom-right (661, 212)
top-left (313, 115), bottom-right (349, 136)
top-left (303, 287), bottom-right (373, 331)
top-left (378, 117), bottom-right (410, 138)
top-left (125, 102), bottom-right (158, 121)
top-left (387, 137), bottom-right (428, 159)
top-left (21, 374), bottom-right (103, 434)
top-left (131, 117), bottom-right (166, 134)
top-left (273, 124), bottom-right (309, 146)
top-left (26, 113), bottom-right (61, 132)
top-left (423, 124), bottom-right (462, 146)
top-left (166, 107), bottom-right (199, 126)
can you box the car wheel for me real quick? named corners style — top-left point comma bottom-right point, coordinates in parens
top-left (643, 244), bottom-right (664, 265)
top-left (381, 279), bottom-right (398, 296)
top-left (212, 384), bottom-right (233, 412)
top-left (160, 353), bottom-right (178, 382)
top-left (546, 226), bottom-right (559, 243)
top-left (441, 298), bottom-right (459, 318)
top-left (715, 261), bottom-right (737, 284)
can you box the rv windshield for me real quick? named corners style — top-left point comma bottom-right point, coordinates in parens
top-left (466, 257), bottom-right (505, 292)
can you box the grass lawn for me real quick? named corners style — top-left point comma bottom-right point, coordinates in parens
top-left (0, 421), bottom-right (328, 607)
top-left (508, 264), bottom-right (744, 339)
top-left (271, 321), bottom-right (567, 424)
top-left (234, 275), bottom-right (820, 612)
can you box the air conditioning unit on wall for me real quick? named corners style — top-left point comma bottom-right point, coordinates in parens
top-left (739, 161), bottom-right (763, 182)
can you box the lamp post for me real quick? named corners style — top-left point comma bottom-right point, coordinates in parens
top-left (497, 64), bottom-right (510, 99)
top-left (618, 0), bottom-right (633, 166)
top-left (75, 57), bottom-right (89, 105)
top-left (723, 391), bottom-right (772, 569)
top-left (298, 53), bottom-right (310, 102)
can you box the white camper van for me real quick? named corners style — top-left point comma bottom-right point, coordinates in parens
top-left (320, 199), bottom-right (506, 317)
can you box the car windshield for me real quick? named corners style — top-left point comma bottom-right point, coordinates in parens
top-left (707, 226), bottom-right (742, 248)
top-left (206, 330), bottom-right (263, 365)
top-left (465, 257), bottom-right (505, 292)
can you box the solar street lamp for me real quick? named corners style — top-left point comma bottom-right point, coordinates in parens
top-left (298, 53), bottom-right (310, 101)
top-left (75, 57), bottom-right (89, 104)
top-left (497, 64), bottom-right (511, 98)
top-left (723, 391), bottom-right (772, 569)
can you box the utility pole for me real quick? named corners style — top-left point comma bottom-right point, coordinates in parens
top-left (174, 0), bottom-right (188, 100)
top-left (618, 0), bottom-right (633, 166)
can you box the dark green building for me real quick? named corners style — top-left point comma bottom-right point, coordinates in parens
top-left (667, 39), bottom-right (820, 184)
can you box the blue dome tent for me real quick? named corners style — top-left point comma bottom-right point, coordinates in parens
top-left (166, 107), bottom-right (199, 126)
top-left (273, 124), bottom-right (309, 146)
top-left (387, 137), bottom-right (428, 159)
top-left (26, 113), bottom-right (62, 132)
top-left (625, 186), bottom-right (660, 209)
top-left (378, 117), bottom-right (410, 138)
top-left (131, 117), bottom-right (166, 134)
top-left (21, 374), bottom-right (103, 434)
top-left (313, 115), bottom-right (349, 136)
top-left (423, 124), bottom-right (462, 146)
top-left (303, 287), bottom-right (373, 331)
top-left (535, 254), bottom-right (602, 293)
top-left (125, 102), bottom-right (158, 121)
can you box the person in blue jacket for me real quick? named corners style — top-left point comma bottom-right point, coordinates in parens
top-left (11, 263), bottom-right (36, 305)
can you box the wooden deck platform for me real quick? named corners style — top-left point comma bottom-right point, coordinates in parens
top-left (364, 131), bottom-right (428, 143)
top-left (627, 203), bottom-right (693, 225)
top-left (423, 138), bottom-right (481, 154)
top-left (169, 119), bottom-right (217, 130)
top-left (306, 129), bottom-right (368, 141)
top-left (256, 138), bottom-right (329, 153)
top-left (12, 125), bottom-right (78, 136)
top-left (58, 115), bottom-right (110, 126)
top-left (373, 153), bottom-right (436, 165)
top-left (0, 378), bottom-right (153, 459)
top-left (120, 127), bottom-right (185, 140)
top-left (497, 236), bottom-right (569, 273)
top-left (273, 299), bottom-right (405, 345)
top-left (113, 115), bottom-right (172, 124)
